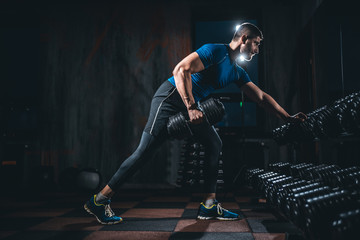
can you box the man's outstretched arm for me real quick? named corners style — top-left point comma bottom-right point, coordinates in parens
top-left (241, 82), bottom-right (307, 123)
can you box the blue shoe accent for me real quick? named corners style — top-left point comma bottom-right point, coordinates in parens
top-left (197, 200), bottom-right (239, 221)
top-left (84, 195), bottom-right (123, 225)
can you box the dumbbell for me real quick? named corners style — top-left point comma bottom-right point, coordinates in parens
top-left (268, 162), bottom-right (292, 175)
top-left (284, 182), bottom-right (323, 217)
top-left (249, 171), bottom-right (281, 198)
top-left (261, 174), bottom-right (287, 193)
top-left (246, 169), bottom-right (267, 188)
top-left (256, 172), bottom-right (280, 192)
top-left (246, 170), bottom-right (272, 189)
top-left (275, 180), bottom-right (309, 211)
top-left (290, 163), bottom-right (314, 178)
top-left (167, 97), bottom-right (225, 139)
top-left (265, 176), bottom-right (295, 206)
top-left (245, 168), bottom-right (265, 183)
top-left (298, 164), bottom-right (327, 180)
top-left (331, 208), bottom-right (360, 240)
top-left (331, 166), bottom-right (360, 188)
top-left (290, 186), bottom-right (333, 227)
top-left (262, 175), bottom-right (290, 196)
top-left (306, 164), bottom-right (341, 184)
top-left (303, 190), bottom-right (357, 239)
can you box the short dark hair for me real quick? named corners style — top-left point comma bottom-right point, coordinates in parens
top-left (233, 22), bottom-right (263, 41)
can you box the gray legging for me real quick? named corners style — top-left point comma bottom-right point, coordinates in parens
top-left (107, 80), bottom-right (222, 193)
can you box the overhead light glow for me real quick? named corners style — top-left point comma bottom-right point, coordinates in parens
top-left (239, 55), bottom-right (245, 61)
top-left (235, 25), bottom-right (241, 31)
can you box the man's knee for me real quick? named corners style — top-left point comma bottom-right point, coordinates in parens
top-left (213, 137), bottom-right (222, 154)
top-left (203, 136), bottom-right (222, 155)
top-left (216, 137), bottom-right (223, 149)
top-left (133, 131), bottom-right (166, 161)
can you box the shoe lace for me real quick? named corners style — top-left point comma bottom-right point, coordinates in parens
top-left (217, 203), bottom-right (225, 216)
top-left (104, 204), bottom-right (115, 217)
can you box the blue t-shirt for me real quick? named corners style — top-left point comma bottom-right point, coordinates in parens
top-left (168, 43), bottom-right (251, 102)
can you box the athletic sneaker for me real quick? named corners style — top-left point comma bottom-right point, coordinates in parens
top-left (84, 195), bottom-right (122, 224)
top-left (197, 201), bottom-right (239, 220)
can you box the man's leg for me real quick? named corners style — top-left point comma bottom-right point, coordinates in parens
top-left (84, 131), bottom-right (166, 224)
top-left (192, 123), bottom-right (239, 220)
top-left (84, 80), bottom-right (182, 224)
top-left (105, 131), bottom-right (165, 193)
top-left (96, 131), bottom-right (164, 199)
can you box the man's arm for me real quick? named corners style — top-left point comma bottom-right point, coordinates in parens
top-left (241, 82), bottom-right (307, 123)
top-left (172, 52), bottom-right (205, 124)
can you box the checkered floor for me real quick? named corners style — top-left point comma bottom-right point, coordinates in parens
top-left (0, 187), bottom-right (305, 240)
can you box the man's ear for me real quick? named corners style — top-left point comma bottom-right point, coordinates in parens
top-left (240, 35), bottom-right (248, 44)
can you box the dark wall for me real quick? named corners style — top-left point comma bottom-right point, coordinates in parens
top-left (39, 2), bottom-right (192, 186)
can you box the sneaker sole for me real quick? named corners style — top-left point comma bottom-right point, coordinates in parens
top-left (84, 204), bottom-right (123, 225)
top-left (216, 217), bottom-right (239, 221)
top-left (197, 215), bottom-right (239, 221)
top-left (197, 215), bottom-right (214, 220)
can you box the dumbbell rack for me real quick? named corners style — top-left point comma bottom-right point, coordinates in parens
top-left (245, 162), bottom-right (360, 240)
top-left (176, 139), bottom-right (224, 191)
top-left (273, 91), bottom-right (360, 144)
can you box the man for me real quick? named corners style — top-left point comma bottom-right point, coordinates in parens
top-left (84, 22), bottom-right (307, 224)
